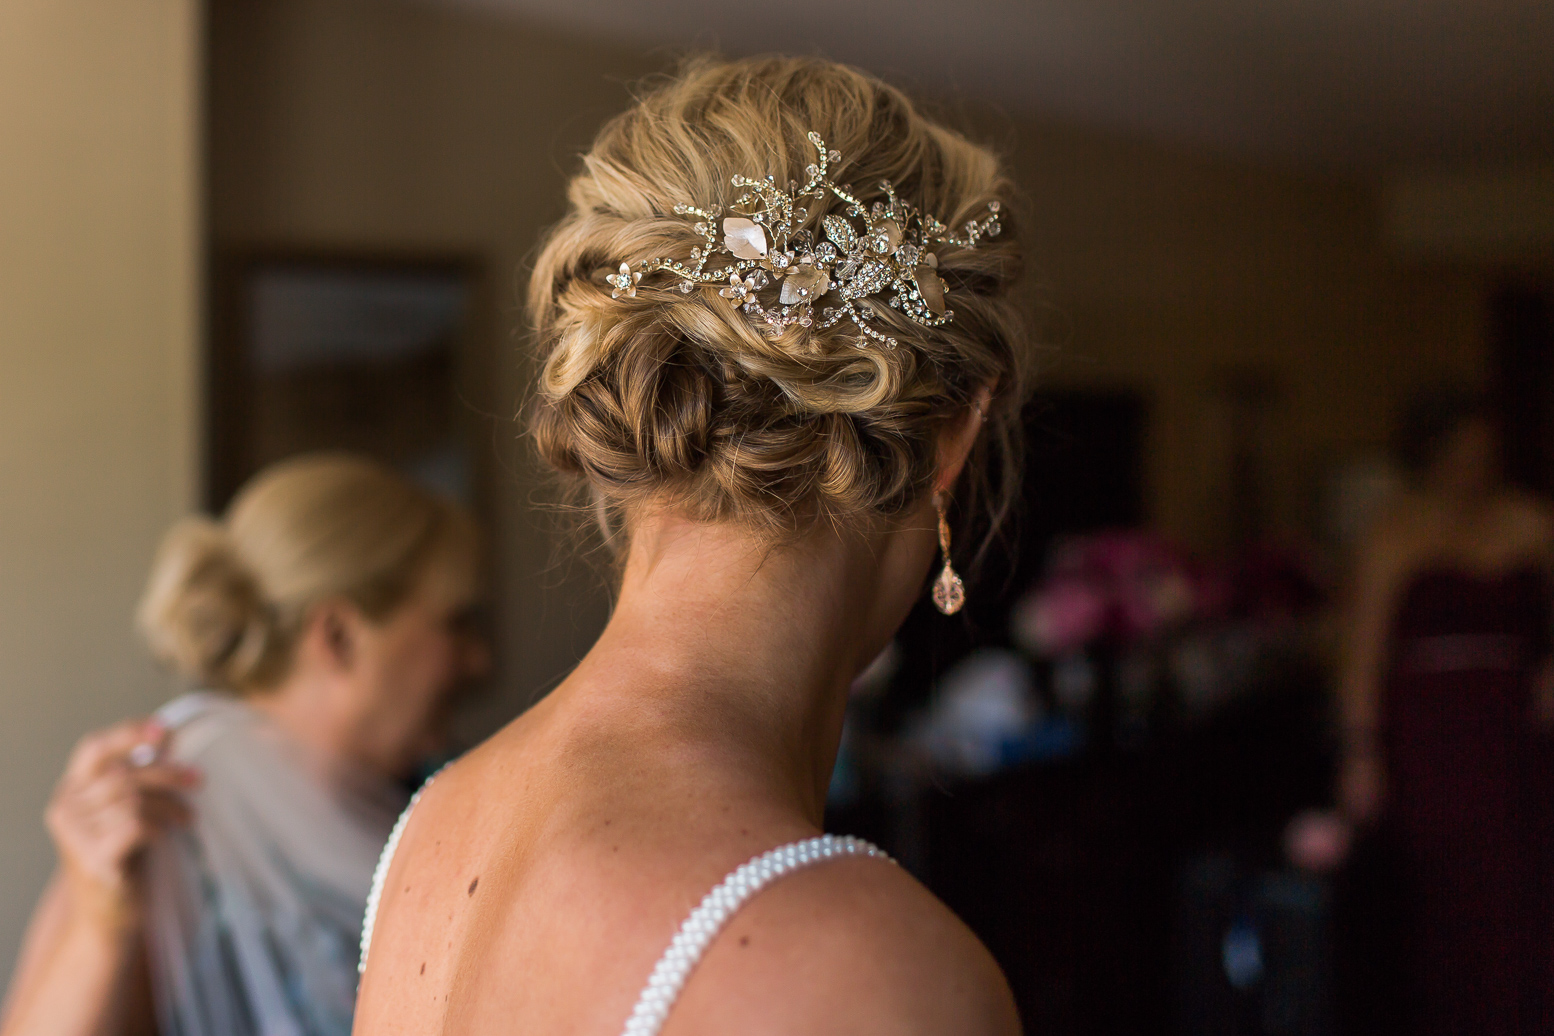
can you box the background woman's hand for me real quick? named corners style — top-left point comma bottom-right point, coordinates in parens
top-left (43, 719), bottom-right (199, 929)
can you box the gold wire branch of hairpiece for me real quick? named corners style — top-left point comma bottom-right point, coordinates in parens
top-left (603, 132), bottom-right (1002, 349)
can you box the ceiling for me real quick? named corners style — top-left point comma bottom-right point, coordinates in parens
top-left (431, 0), bottom-right (1554, 172)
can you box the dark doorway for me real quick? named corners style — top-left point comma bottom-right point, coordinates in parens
top-left (207, 252), bottom-right (484, 511)
top-left (1491, 281), bottom-right (1554, 494)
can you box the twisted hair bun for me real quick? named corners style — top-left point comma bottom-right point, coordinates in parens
top-left (136, 453), bottom-right (479, 692)
top-left (138, 517), bottom-right (279, 689)
top-left (529, 57), bottom-right (1032, 537)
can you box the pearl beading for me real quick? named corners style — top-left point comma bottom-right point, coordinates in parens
top-left (620, 834), bottom-right (893, 1036)
top-left (358, 768), bottom-right (444, 976)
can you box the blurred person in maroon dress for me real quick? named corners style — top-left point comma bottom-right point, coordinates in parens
top-left (1338, 387), bottom-right (1554, 1035)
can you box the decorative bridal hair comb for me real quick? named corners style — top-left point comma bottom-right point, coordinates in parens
top-left (602, 132), bottom-right (1001, 348)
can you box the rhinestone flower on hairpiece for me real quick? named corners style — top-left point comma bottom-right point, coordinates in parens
top-left (603, 132), bottom-right (1001, 348)
top-left (605, 262), bottom-right (642, 299)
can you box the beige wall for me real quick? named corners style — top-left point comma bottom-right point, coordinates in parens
top-left (0, 0), bottom-right (202, 975)
top-left (1002, 120), bottom-right (1487, 548)
top-left (1387, 167), bottom-right (1554, 261)
top-left (209, 0), bottom-right (1488, 738)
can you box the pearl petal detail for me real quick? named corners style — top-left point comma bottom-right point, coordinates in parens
top-left (722, 217), bottom-right (768, 261)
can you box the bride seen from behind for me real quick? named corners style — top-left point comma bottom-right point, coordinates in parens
top-left (354, 56), bottom-right (1032, 1035)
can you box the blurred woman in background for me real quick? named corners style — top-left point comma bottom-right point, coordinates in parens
top-left (1338, 388), bottom-right (1554, 1035)
top-left (0, 452), bottom-right (488, 1036)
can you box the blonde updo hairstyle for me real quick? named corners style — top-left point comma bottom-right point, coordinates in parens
top-left (529, 57), bottom-right (1031, 551)
top-left (137, 453), bottom-right (479, 693)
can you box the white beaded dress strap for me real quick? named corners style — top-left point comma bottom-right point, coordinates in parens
top-left (620, 834), bottom-right (894, 1036)
top-left (358, 766), bottom-right (446, 976)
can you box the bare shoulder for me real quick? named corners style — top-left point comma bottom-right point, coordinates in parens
top-left (667, 853), bottom-right (1019, 1036)
top-left (1356, 498), bottom-right (1427, 589)
top-left (1499, 491), bottom-right (1554, 553)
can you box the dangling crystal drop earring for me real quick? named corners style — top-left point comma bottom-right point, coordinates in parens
top-left (931, 493), bottom-right (966, 615)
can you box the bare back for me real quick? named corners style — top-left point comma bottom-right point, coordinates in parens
top-left (1375, 489), bottom-right (1554, 579)
top-left (353, 690), bottom-right (1018, 1036)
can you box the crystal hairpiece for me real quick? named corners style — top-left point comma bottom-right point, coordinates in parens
top-left (604, 132), bottom-right (1001, 348)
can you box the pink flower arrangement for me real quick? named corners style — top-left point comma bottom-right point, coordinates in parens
top-left (1011, 530), bottom-right (1229, 656)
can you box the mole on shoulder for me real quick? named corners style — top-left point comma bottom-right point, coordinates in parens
top-left (468, 877), bottom-right (479, 896)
